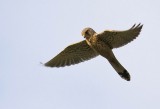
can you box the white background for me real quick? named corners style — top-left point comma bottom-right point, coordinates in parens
top-left (1, 0), bottom-right (160, 109)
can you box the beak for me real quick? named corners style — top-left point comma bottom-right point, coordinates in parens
top-left (82, 34), bottom-right (86, 38)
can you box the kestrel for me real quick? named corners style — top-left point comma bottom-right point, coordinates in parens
top-left (45, 24), bottom-right (143, 81)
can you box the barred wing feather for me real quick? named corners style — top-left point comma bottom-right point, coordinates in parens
top-left (98, 24), bottom-right (143, 49)
top-left (45, 40), bottom-right (99, 67)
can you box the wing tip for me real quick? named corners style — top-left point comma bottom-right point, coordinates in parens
top-left (43, 60), bottom-right (59, 68)
top-left (44, 62), bottom-right (53, 67)
top-left (44, 60), bottom-right (74, 68)
top-left (137, 23), bottom-right (143, 28)
top-left (40, 62), bottom-right (56, 68)
top-left (131, 23), bottom-right (143, 30)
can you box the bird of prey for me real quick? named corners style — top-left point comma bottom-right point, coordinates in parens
top-left (45, 24), bottom-right (143, 81)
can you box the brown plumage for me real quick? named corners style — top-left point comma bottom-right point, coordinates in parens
top-left (45, 24), bottom-right (143, 81)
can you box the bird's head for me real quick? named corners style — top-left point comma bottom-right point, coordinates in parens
top-left (81, 28), bottom-right (96, 39)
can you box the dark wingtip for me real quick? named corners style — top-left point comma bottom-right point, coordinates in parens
top-left (130, 23), bottom-right (143, 30)
top-left (44, 62), bottom-right (54, 67)
top-left (137, 23), bottom-right (143, 33)
top-left (130, 24), bottom-right (136, 29)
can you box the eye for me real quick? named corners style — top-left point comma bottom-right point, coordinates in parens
top-left (85, 30), bottom-right (89, 35)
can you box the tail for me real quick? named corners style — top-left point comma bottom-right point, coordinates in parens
top-left (100, 49), bottom-right (131, 81)
top-left (117, 69), bottom-right (130, 81)
top-left (108, 57), bottom-right (130, 81)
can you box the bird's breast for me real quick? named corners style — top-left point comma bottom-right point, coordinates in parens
top-left (87, 37), bottom-right (109, 53)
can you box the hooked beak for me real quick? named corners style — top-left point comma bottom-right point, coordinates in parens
top-left (82, 34), bottom-right (86, 38)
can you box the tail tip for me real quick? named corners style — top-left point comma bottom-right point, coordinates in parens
top-left (118, 69), bottom-right (131, 81)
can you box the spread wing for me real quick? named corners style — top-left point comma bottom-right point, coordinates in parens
top-left (45, 40), bottom-right (99, 67)
top-left (98, 23), bottom-right (143, 49)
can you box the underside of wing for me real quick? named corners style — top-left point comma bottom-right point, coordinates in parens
top-left (45, 40), bottom-right (99, 67)
top-left (98, 23), bottom-right (143, 49)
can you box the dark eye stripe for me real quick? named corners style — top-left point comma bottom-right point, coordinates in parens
top-left (85, 30), bottom-right (89, 35)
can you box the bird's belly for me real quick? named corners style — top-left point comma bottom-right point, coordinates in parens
top-left (90, 40), bottom-right (112, 58)
top-left (93, 40), bottom-right (109, 51)
top-left (87, 38), bottom-right (111, 57)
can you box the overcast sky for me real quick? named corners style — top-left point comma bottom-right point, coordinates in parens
top-left (1, 0), bottom-right (160, 109)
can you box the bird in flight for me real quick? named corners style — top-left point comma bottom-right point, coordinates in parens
top-left (45, 24), bottom-right (143, 81)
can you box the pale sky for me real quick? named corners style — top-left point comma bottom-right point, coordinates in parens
top-left (1, 0), bottom-right (160, 109)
